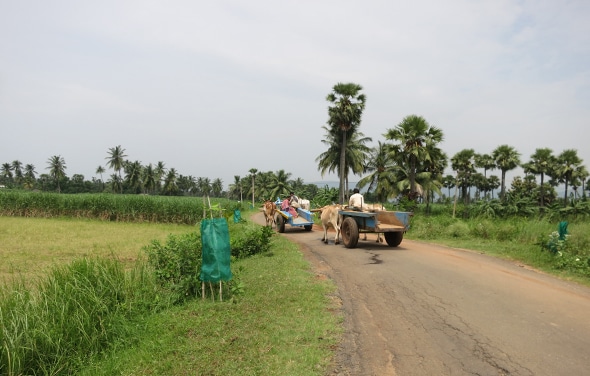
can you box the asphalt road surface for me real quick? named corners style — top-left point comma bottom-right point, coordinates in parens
top-left (252, 212), bottom-right (590, 375)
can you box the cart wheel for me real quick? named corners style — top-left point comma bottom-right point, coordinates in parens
top-left (384, 232), bottom-right (403, 247)
top-left (341, 217), bottom-right (359, 248)
top-left (304, 225), bottom-right (313, 231)
top-left (276, 215), bottom-right (285, 233)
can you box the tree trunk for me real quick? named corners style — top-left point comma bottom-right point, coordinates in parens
top-left (339, 130), bottom-right (347, 205)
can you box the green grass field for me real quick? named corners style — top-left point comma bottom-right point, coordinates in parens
top-left (0, 214), bottom-right (341, 375)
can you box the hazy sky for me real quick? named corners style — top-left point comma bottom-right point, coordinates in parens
top-left (2, 1), bottom-right (589, 190)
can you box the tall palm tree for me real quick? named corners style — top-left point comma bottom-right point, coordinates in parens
top-left (211, 178), bottom-right (223, 197)
top-left (1, 163), bottom-right (13, 185)
top-left (249, 168), bottom-right (258, 207)
top-left (154, 161), bottom-right (166, 193)
top-left (163, 168), bottom-right (179, 195)
top-left (451, 149), bottom-right (476, 204)
top-left (11, 160), bottom-right (23, 186)
top-left (474, 153), bottom-right (495, 179)
top-left (24, 164), bottom-right (37, 189)
top-left (325, 82), bottom-right (366, 204)
top-left (554, 149), bottom-right (583, 206)
top-left (228, 175), bottom-right (242, 201)
top-left (522, 148), bottom-right (554, 207)
top-left (105, 145), bottom-right (127, 193)
top-left (143, 164), bottom-right (157, 194)
top-left (492, 145), bottom-right (521, 200)
top-left (46, 155), bottom-right (66, 193)
top-left (125, 160), bottom-right (144, 193)
top-left (316, 125), bottom-right (372, 195)
top-left (95, 165), bottom-right (105, 191)
top-left (385, 114), bottom-right (444, 200)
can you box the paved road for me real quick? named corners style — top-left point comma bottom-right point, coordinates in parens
top-left (254, 213), bottom-right (590, 375)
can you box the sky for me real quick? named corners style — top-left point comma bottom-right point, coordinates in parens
top-left (1, 0), bottom-right (589, 191)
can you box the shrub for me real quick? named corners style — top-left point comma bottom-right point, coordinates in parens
top-left (446, 222), bottom-right (470, 238)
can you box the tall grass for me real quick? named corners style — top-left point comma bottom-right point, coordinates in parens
top-left (0, 258), bottom-right (169, 375)
top-left (0, 190), bottom-right (241, 224)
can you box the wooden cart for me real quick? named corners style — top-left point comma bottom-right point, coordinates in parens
top-left (339, 209), bottom-right (412, 248)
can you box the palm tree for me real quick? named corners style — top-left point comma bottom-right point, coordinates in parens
top-left (211, 178), bottom-right (223, 197)
top-left (228, 175), bottom-right (242, 201)
top-left (106, 145), bottom-right (127, 193)
top-left (554, 149), bottom-right (583, 206)
top-left (268, 170), bottom-right (292, 199)
top-left (451, 149), bottom-right (476, 204)
top-left (325, 82), bottom-right (366, 204)
top-left (96, 165), bottom-right (105, 191)
top-left (24, 164), bottom-right (37, 189)
top-left (442, 174), bottom-right (455, 199)
top-left (1, 163), bottom-right (13, 185)
top-left (154, 161), bottom-right (166, 193)
top-left (125, 160), bottom-right (144, 193)
top-left (46, 155), bottom-right (66, 193)
top-left (522, 148), bottom-right (554, 207)
top-left (357, 141), bottom-right (398, 203)
top-left (475, 153), bottom-right (495, 179)
top-left (492, 145), bottom-right (521, 200)
top-left (11, 160), bottom-right (23, 186)
top-left (163, 168), bottom-right (179, 195)
top-left (385, 115), bottom-right (444, 201)
top-left (316, 125), bottom-right (372, 194)
top-left (143, 164), bottom-right (157, 194)
top-left (249, 168), bottom-right (258, 207)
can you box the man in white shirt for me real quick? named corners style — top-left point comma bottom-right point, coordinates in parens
top-left (349, 188), bottom-right (364, 210)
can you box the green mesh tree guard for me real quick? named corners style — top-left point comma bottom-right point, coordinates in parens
top-left (558, 221), bottom-right (568, 240)
top-left (200, 218), bottom-right (232, 282)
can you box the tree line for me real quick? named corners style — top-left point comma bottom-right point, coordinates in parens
top-left (2, 82), bottom-right (588, 215)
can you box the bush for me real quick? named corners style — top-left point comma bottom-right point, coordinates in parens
top-left (144, 219), bottom-right (274, 303)
top-left (446, 222), bottom-right (470, 238)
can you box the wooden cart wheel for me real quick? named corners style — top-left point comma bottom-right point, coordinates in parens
top-left (341, 217), bottom-right (359, 248)
top-left (384, 232), bottom-right (403, 247)
top-left (276, 214), bottom-right (285, 233)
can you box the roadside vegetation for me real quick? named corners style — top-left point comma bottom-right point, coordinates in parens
top-left (0, 209), bottom-right (340, 375)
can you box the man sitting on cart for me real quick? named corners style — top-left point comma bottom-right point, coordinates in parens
top-left (349, 188), bottom-right (364, 211)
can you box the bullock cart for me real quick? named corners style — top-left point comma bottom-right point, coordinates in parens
top-left (274, 199), bottom-right (314, 233)
top-left (339, 209), bottom-right (412, 248)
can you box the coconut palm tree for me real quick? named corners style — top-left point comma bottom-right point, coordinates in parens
top-left (268, 169), bottom-right (292, 199)
top-left (325, 82), bottom-right (366, 204)
top-left (1, 163), bottom-right (12, 185)
top-left (163, 168), bottom-right (179, 195)
top-left (248, 168), bottom-right (258, 207)
top-left (143, 164), bottom-right (157, 194)
top-left (228, 175), bottom-right (242, 201)
top-left (385, 115), bottom-right (444, 201)
top-left (154, 161), bottom-right (166, 193)
top-left (492, 145), bottom-right (521, 200)
top-left (211, 178), bottom-right (223, 197)
top-left (522, 148), bottom-right (555, 207)
top-left (46, 155), bottom-right (66, 193)
top-left (105, 145), bottom-right (127, 193)
top-left (125, 160), bottom-right (144, 193)
top-left (11, 160), bottom-right (23, 186)
top-left (23, 164), bottom-right (37, 189)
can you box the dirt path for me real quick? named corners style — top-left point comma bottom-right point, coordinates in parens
top-left (252, 212), bottom-right (590, 375)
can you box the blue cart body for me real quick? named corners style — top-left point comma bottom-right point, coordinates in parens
top-left (274, 198), bottom-right (314, 233)
top-left (338, 209), bottom-right (413, 248)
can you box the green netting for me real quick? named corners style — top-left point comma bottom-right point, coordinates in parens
top-left (558, 221), bottom-right (568, 240)
top-left (233, 209), bottom-right (241, 223)
top-left (200, 217), bottom-right (232, 282)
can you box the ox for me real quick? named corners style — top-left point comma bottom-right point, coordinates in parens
top-left (262, 200), bottom-right (276, 228)
top-left (319, 204), bottom-right (342, 245)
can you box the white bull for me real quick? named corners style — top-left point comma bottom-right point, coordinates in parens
top-left (319, 204), bottom-right (341, 245)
